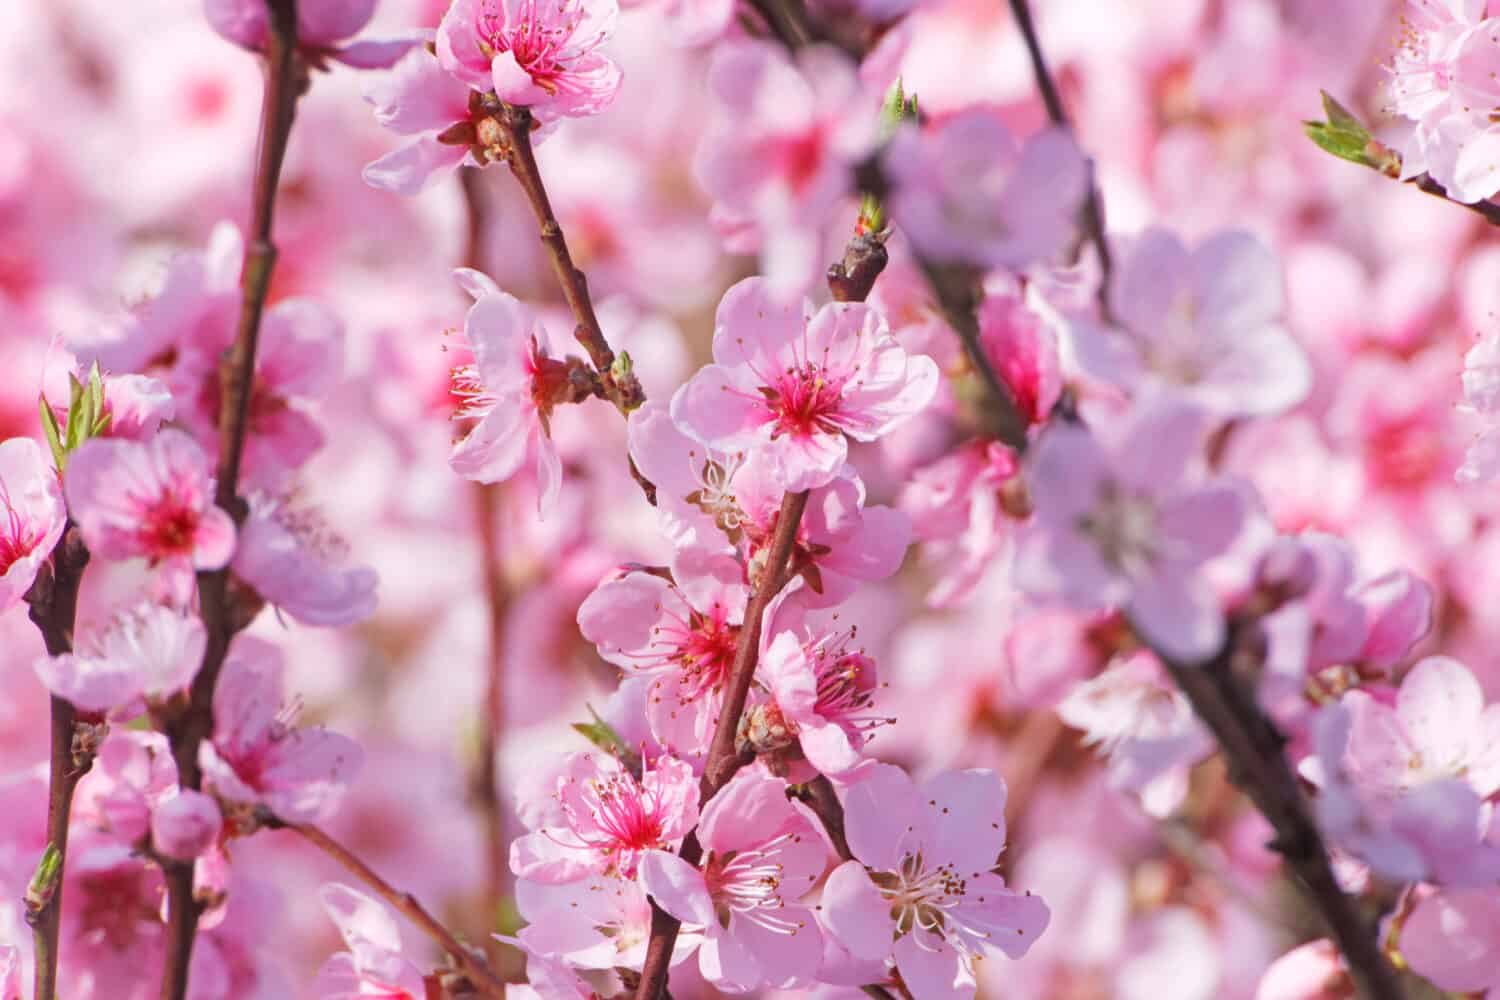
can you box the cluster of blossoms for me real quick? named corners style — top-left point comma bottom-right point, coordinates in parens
top-left (8, 0), bottom-right (1500, 998)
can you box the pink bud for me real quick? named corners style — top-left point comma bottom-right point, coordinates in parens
top-left (1353, 571), bottom-right (1434, 671)
top-left (151, 790), bottom-right (223, 861)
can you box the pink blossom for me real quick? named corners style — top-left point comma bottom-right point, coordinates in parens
top-left (1014, 398), bottom-right (1250, 662)
top-left (314, 883), bottom-right (425, 1000)
top-left (1400, 887), bottom-right (1500, 995)
top-left (436, 0), bottom-right (622, 120)
top-left (57, 373), bottom-right (175, 443)
top-left (1458, 328), bottom-right (1500, 481)
top-left (199, 637), bottom-right (363, 824)
top-left (503, 937), bottom-right (613, 1000)
top-left (232, 492), bottom-right (378, 627)
top-left (1071, 229), bottom-right (1312, 418)
top-left (694, 43), bottom-right (873, 291)
top-left (977, 287), bottom-right (1063, 428)
top-left (204, 0), bottom-right (414, 69)
top-left (759, 627), bottom-right (887, 775)
top-left (578, 568), bottom-right (742, 757)
top-left (639, 766), bottom-right (826, 991)
top-left (513, 873), bottom-right (699, 970)
top-left (821, 766), bottom-right (1049, 1000)
top-left (34, 603), bottom-right (206, 715)
top-left (0, 946), bottom-right (17, 1000)
top-left (1056, 652), bottom-right (1211, 815)
top-left (884, 111), bottom-right (1087, 270)
top-left (447, 268), bottom-right (572, 514)
top-left (672, 277), bottom-right (939, 493)
top-left (0, 437), bottom-right (65, 614)
top-left (627, 399), bottom-right (753, 554)
top-left (64, 429), bottom-right (236, 599)
top-left (510, 751), bottom-right (698, 882)
top-left (1254, 940), bottom-right (1351, 1000)
top-left (151, 788), bottom-right (223, 861)
top-left (1309, 661), bottom-right (1500, 884)
top-left (735, 458), bottom-right (912, 607)
top-left (362, 49), bottom-right (479, 195)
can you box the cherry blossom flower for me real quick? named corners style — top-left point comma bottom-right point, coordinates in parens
top-left (313, 883), bottom-right (425, 1000)
top-left (34, 603), bottom-right (206, 715)
top-left (1014, 398), bottom-right (1250, 662)
top-left (694, 42), bottom-right (874, 291)
top-left (232, 492), bottom-right (378, 627)
top-left (758, 626), bottom-right (888, 774)
top-left (65, 428), bottom-right (236, 600)
top-left (884, 111), bottom-right (1087, 270)
top-left (1400, 887), bottom-right (1500, 995)
top-left (0, 436), bottom-right (65, 614)
top-left (1056, 652), bottom-right (1211, 816)
top-left (362, 49), bottom-right (482, 195)
top-left (510, 751), bottom-right (698, 882)
top-left (672, 277), bottom-right (939, 493)
top-left (821, 765), bottom-right (1050, 1000)
top-left (204, 0), bottom-right (414, 69)
top-left (639, 767), bottom-right (826, 991)
top-left (1308, 658), bottom-right (1500, 883)
top-left (447, 268), bottom-right (581, 514)
top-left (578, 568), bottom-right (742, 757)
top-left (1070, 229), bottom-right (1312, 418)
top-left (151, 788), bottom-right (223, 861)
top-left (515, 874), bottom-right (700, 971)
top-left (437, 0), bottom-right (622, 120)
top-left (627, 399), bottom-right (751, 553)
top-left (1254, 940), bottom-right (1351, 1000)
top-left (199, 637), bottom-right (364, 825)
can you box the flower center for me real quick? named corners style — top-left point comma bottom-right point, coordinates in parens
top-left (703, 835), bottom-right (805, 934)
top-left (141, 492), bottom-right (202, 558)
top-left (0, 484), bottom-right (40, 575)
top-left (573, 771), bottom-right (667, 873)
top-left (1077, 482), bottom-right (1158, 578)
top-left (761, 362), bottom-right (847, 439)
top-left (871, 851), bottom-right (969, 941)
top-left (477, 0), bottom-right (595, 94)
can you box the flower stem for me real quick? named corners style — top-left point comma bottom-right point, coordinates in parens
top-left (274, 819), bottom-right (509, 998)
top-left (24, 526), bottom-right (90, 1000)
top-left (159, 3), bottom-right (304, 997)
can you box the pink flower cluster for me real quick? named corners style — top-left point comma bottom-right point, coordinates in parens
top-left (5, 1), bottom-right (1500, 999)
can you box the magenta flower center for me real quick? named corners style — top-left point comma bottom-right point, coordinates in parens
top-left (813, 650), bottom-right (879, 725)
top-left (478, 0), bottom-right (594, 95)
top-left (761, 362), bottom-right (848, 440)
top-left (0, 484), bottom-right (40, 575)
top-left (139, 490), bottom-right (203, 558)
top-left (575, 772), bottom-right (668, 872)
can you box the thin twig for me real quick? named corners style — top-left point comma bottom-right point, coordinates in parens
top-left (1005, 0), bottom-right (1112, 312)
top-left (24, 527), bottom-right (91, 1000)
top-left (1149, 626), bottom-right (1406, 1000)
top-left (491, 103), bottom-right (644, 416)
top-left (1409, 173), bottom-right (1500, 227)
top-left (274, 820), bottom-right (509, 999)
top-left (460, 167), bottom-right (512, 941)
top-left (160, 4), bottom-right (303, 996)
top-left (919, 259), bottom-right (1031, 452)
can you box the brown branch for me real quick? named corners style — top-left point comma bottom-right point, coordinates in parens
top-left (24, 526), bottom-right (91, 1000)
top-left (635, 229), bottom-right (892, 1000)
top-left (1005, 0), bottom-right (1112, 313)
top-left (1409, 173), bottom-right (1500, 227)
top-left (460, 167), bottom-right (512, 942)
top-left (490, 103), bottom-right (644, 416)
top-left (919, 259), bottom-right (1031, 452)
top-left (273, 819), bottom-right (509, 999)
top-left (160, 3), bottom-right (304, 997)
top-left (1148, 625), bottom-right (1405, 1000)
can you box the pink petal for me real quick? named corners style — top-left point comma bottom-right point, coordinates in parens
top-left (819, 860), bottom-right (893, 962)
top-left (669, 364), bottom-right (767, 450)
top-left (1397, 656), bottom-right (1485, 768)
top-left (843, 763), bottom-right (921, 872)
top-left (893, 931), bottom-right (971, 1000)
top-left (638, 849), bottom-right (716, 926)
top-left (920, 769), bottom-right (1007, 873)
top-left (362, 136), bottom-right (467, 195)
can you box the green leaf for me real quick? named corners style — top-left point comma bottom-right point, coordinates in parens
top-left (38, 396), bottom-right (66, 472)
top-left (572, 704), bottom-right (627, 756)
top-left (1319, 91), bottom-right (1365, 135)
top-left (25, 843), bottom-right (62, 913)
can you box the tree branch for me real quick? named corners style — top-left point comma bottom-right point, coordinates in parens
top-left (1410, 173), bottom-right (1500, 227)
top-left (160, 3), bottom-right (303, 996)
top-left (1005, 0), bottom-right (1112, 313)
top-left (24, 526), bottom-right (91, 1000)
top-left (273, 819), bottom-right (509, 999)
top-left (1149, 626), bottom-right (1406, 1000)
top-left (490, 103), bottom-right (645, 417)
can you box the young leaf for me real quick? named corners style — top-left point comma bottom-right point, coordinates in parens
top-left (38, 396), bottom-right (66, 472)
